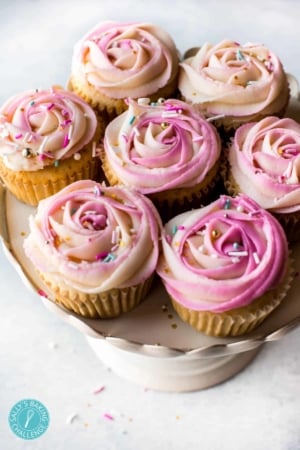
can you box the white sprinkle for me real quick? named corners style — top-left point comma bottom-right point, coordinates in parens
top-left (74, 152), bottom-right (81, 160)
top-left (227, 251), bottom-right (248, 257)
top-left (161, 111), bottom-right (179, 118)
top-left (68, 124), bottom-right (73, 140)
top-left (92, 141), bottom-right (97, 157)
top-left (111, 230), bottom-right (117, 244)
top-left (137, 97), bottom-right (150, 105)
top-left (253, 252), bottom-right (260, 264)
top-left (249, 210), bottom-right (260, 216)
top-left (207, 114), bottom-right (225, 122)
top-left (66, 413), bottom-right (79, 424)
top-left (237, 205), bottom-right (244, 212)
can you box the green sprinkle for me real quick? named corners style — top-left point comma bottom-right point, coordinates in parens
top-left (172, 225), bottom-right (178, 235)
top-left (54, 160), bottom-right (59, 167)
top-left (129, 115), bottom-right (136, 125)
top-left (236, 49), bottom-right (245, 61)
top-left (30, 100), bottom-right (35, 106)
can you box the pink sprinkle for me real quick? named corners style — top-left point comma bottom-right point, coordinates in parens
top-left (103, 413), bottom-right (114, 421)
top-left (93, 385), bottom-right (105, 394)
top-left (166, 234), bottom-right (172, 244)
top-left (63, 119), bottom-right (72, 127)
top-left (47, 103), bottom-right (55, 110)
top-left (63, 134), bottom-right (69, 148)
top-left (62, 109), bottom-right (69, 117)
top-left (121, 133), bottom-right (128, 143)
top-left (15, 133), bottom-right (23, 139)
top-left (95, 252), bottom-right (108, 260)
top-left (38, 289), bottom-right (48, 298)
top-left (178, 226), bottom-right (185, 230)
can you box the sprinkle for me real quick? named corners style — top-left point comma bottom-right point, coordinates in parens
top-left (178, 225), bottom-right (185, 230)
top-left (103, 413), bottom-right (114, 421)
top-left (47, 103), bottom-right (55, 110)
top-left (68, 124), bottom-right (73, 140)
top-left (54, 160), bottom-right (59, 167)
top-left (22, 148), bottom-right (32, 158)
top-left (157, 98), bottom-right (165, 104)
top-left (62, 109), bottom-right (69, 117)
top-left (30, 101), bottom-right (35, 106)
top-left (233, 242), bottom-right (239, 250)
top-left (150, 102), bottom-right (157, 106)
top-left (198, 245), bottom-right (205, 253)
top-left (129, 115), bottom-right (136, 125)
top-left (227, 251), bottom-right (248, 257)
top-left (236, 49), bottom-right (246, 61)
top-left (161, 122), bottom-right (169, 129)
top-left (103, 253), bottom-right (116, 263)
top-left (224, 198), bottom-right (231, 210)
top-left (171, 323), bottom-right (178, 329)
top-left (15, 133), bottom-right (23, 139)
top-left (166, 234), bottom-right (172, 244)
top-left (172, 225), bottom-right (178, 235)
top-left (92, 141), bottom-right (97, 157)
top-left (253, 252), bottom-right (260, 264)
top-left (66, 413), bottom-right (79, 425)
top-left (137, 97), bottom-right (150, 105)
top-left (74, 152), bottom-right (81, 160)
top-left (121, 133), bottom-right (128, 143)
top-left (237, 205), bottom-right (244, 212)
top-left (93, 385), bottom-right (105, 394)
top-left (38, 289), bottom-right (48, 298)
top-left (63, 134), bottom-right (69, 148)
top-left (211, 229), bottom-right (220, 239)
top-left (162, 110), bottom-right (179, 118)
top-left (71, 208), bottom-right (77, 215)
top-left (249, 210), bottom-right (261, 216)
top-left (95, 252), bottom-right (109, 260)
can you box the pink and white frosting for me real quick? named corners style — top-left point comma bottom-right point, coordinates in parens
top-left (229, 117), bottom-right (300, 213)
top-left (103, 98), bottom-right (221, 193)
top-left (0, 87), bottom-right (97, 171)
top-left (157, 195), bottom-right (288, 313)
top-left (24, 180), bottom-right (161, 293)
top-left (179, 40), bottom-right (289, 119)
top-left (71, 21), bottom-right (179, 99)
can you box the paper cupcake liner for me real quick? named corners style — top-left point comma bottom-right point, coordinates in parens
top-left (68, 75), bottom-right (178, 121)
top-left (39, 272), bottom-right (154, 319)
top-left (101, 155), bottom-right (224, 222)
top-left (170, 259), bottom-right (293, 337)
top-left (0, 145), bottom-right (99, 206)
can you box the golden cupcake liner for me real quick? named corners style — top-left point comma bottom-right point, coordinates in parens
top-left (101, 155), bottom-right (223, 222)
top-left (170, 259), bottom-right (293, 337)
top-left (0, 145), bottom-right (99, 206)
top-left (39, 272), bottom-right (154, 319)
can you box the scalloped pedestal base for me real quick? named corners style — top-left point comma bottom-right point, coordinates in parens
top-left (86, 337), bottom-right (262, 392)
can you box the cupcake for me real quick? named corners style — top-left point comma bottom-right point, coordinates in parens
top-left (157, 194), bottom-right (291, 337)
top-left (100, 98), bottom-right (221, 221)
top-left (226, 116), bottom-right (300, 241)
top-left (69, 21), bottom-right (179, 118)
top-left (0, 86), bottom-right (102, 205)
top-left (178, 39), bottom-right (289, 133)
top-left (23, 180), bottom-right (161, 318)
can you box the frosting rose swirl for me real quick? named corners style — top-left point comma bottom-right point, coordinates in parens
top-left (179, 39), bottom-right (289, 118)
top-left (157, 195), bottom-right (288, 312)
top-left (71, 21), bottom-right (179, 98)
top-left (0, 87), bottom-right (97, 171)
top-left (24, 180), bottom-right (161, 293)
top-left (229, 117), bottom-right (300, 213)
top-left (103, 98), bottom-right (221, 193)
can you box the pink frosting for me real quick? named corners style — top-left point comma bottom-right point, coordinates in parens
top-left (24, 180), bottom-right (161, 293)
top-left (71, 21), bottom-right (179, 99)
top-left (157, 195), bottom-right (288, 313)
top-left (0, 87), bottom-right (97, 171)
top-left (229, 117), bottom-right (300, 213)
top-left (179, 40), bottom-right (288, 118)
top-left (103, 98), bottom-right (221, 193)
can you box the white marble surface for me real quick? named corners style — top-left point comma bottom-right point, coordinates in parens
top-left (1, 1), bottom-right (300, 449)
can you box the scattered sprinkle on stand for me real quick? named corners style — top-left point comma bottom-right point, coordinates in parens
top-left (103, 413), bottom-right (114, 421)
top-left (66, 413), bottom-right (79, 425)
top-left (93, 385), bottom-right (105, 395)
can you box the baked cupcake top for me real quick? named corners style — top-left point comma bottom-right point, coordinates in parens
top-left (71, 21), bottom-right (179, 99)
top-left (0, 87), bottom-right (97, 171)
top-left (157, 195), bottom-right (288, 313)
top-left (178, 39), bottom-right (289, 122)
top-left (228, 116), bottom-right (300, 213)
top-left (24, 180), bottom-right (161, 293)
top-left (102, 98), bottom-right (221, 193)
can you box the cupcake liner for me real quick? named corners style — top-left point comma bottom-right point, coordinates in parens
top-left (0, 145), bottom-right (99, 206)
top-left (39, 272), bottom-right (154, 319)
top-left (170, 258), bottom-right (293, 337)
top-left (101, 155), bottom-right (223, 222)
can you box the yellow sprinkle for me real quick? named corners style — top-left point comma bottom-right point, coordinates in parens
top-left (119, 240), bottom-right (125, 247)
top-left (212, 229), bottom-right (220, 240)
top-left (20, 231), bottom-right (26, 237)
